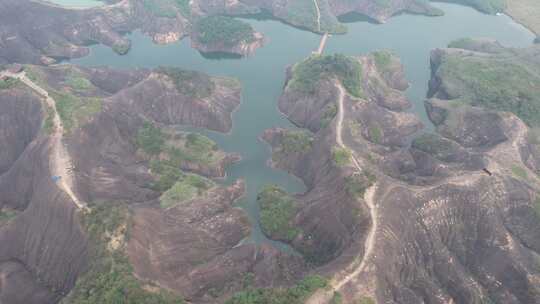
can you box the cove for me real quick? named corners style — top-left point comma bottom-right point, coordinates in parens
top-left (71, 3), bottom-right (535, 249)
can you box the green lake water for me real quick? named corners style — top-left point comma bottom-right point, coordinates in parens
top-left (72, 3), bottom-right (535, 249)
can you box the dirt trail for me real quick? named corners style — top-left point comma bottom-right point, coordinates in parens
top-left (333, 83), bottom-right (379, 293)
top-left (313, 0), bottom-right (321, 33)
top-left (6, 71), bottom-right (87, 211)
top-left (306, 83), bottom-right (379, 304)
top-left (30, 0), bottom-right (128, 11)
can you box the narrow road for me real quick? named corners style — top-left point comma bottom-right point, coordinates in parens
top-left (333, 83), bottom-right (379, 294)
top-left (306, 83), bottom-right (379, 304)
top-left (4, 71), bottom-right (87, 211)
top-left (313, 0), bottom-right (322, 33)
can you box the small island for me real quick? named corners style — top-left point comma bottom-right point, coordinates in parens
top-left (191, 16), bottom-right (264, 57)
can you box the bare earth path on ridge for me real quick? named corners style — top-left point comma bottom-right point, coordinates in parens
top-left (305, 82), bottom-right (378, 304)
top-left (2, 70), bottom-right (87, 211)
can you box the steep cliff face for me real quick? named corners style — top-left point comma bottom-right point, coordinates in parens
top-left (0, 73), bottom-right (91, 303)
top-left (0, 0), bottom-right (132, 65)
top-left (0, 85), bottom-right (42, 175)
top-left (197, 0), bottom-right (441, 33)
top-left (0, 64), bottom-right (310, 303)
top-left (261, 44), bottom-right (540, 304)
top-left (264, 53), bottom-right (420, 271)
top-left (362, 43), bottom-right (540, 304)
top-left (0, 0), bottom-right (444, 65)
top-left (0, 113), bottom-right (89, 304)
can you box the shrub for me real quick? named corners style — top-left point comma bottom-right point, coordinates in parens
top-left (165, 133), bottom-right (219, 166)
top-left (0, 77), bottom-right (19, 90)
top-left (0, 208), bottom-right (18, 225)
top-left (50, 91), bottom-right (102, 133)
top-left (331, 292), bottom-right (343, 304)
top-left (345, 171), bottom-right (376, 198)
top-left (354, 296), bottom-right (376, 304)
top-left (194, 16), bottom-right (255, 47)
top-left (258, 185), bottom-right (300, 241)
top-left (320, 104), bottom-right (338, 129)
top-left (157, 67), bottom-right (215, 98)
top-left (149, 159), bottom-right (183, 192)
top-left (373, 50), bottom-right (392, 70)
top-left (160, 173), bottom-right (213, 208)
top-left (64, 201), bottom-right (186, 304)
top-left (369, 125), bottom-right (382, 144)
top-left (436, 54), bottom-right (540, 126)
top-left (65, 70), bottom-right (93, 90)
top-left (290, 54), bottom-right (363, 98)
top-left (511, 165), bottom-right (528, 179)
top-left (112, 42), bottom-right (131, 55)
top-left (225, 275), bottom-right (327, 304)
top-left (136, 122), bottom-right (166, 155)
top-left (332, 146), bottom-right (351, 166)
top-left (412, 133), bottom-right (458, 160)
top-left (43, 104), bottom-right (56, 134)
top-left (280, 130), bottom-right (314, 153)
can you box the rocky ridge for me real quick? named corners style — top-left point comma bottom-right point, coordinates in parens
top-left (261, 44), bottom-right (540, 303)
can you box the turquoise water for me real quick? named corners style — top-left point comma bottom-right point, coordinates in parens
top-left (45, 0), bottom-right (104, 8)
top-left (72, 3), bottom-right (535, 248)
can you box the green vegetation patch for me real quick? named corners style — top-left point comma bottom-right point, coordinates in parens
top-left (290, 54), bottom-right (363, 98)
top-left (194, 16), bottom-right (255, 47)
top-left (136, 124), bottom-right (221, 192)
top-left (43, 104), bottom-right (56, 134)
top-left (511, 165), bottom-right (528, 179)
top-left (166, 132), bottom-right (220, 165)
top-left (0, 208), bottom-right (18, 226)
top-left (321, 104), bottom-right (338, 129)
top-left (64, 69), bottom-right (93, 91)
top-left (368, 124), bottom-right (382, 144)
top-left (330, 292), bottom-right (343, 304)
top-left (447, 38), bottom-right (504, 53)
top-left (225, 275), bottom-right (328, 304)
top-left (534, 197), bottom-right (540, 219)
top-left (412, 133), bottom-right (459, 161)
top-left (317, 0), bottom-right (347, 34)
top-left (436, 53), bottom-right (540, 126)
top-left (136, 123), bottom-right (219, 166)
top-left (149, 159), bottom-right (184, 192)
top-left (373, 50), bottom-right (393, 71)
top-left (345, 171), bottom-right (376, 198)
top-left (64, 201), bottom-right (185, 304)
top-left (279, 130), bottom-right (314, 153)
top-left (160, 173), bottom-right (214, 208)
top-left (282, 0), bottom-right (318, 31)
top-left (50, 91), bottom-right (102, 133)
top-left (136, 122), bottom-right (166, 155)
top-left (258, 185), bottom-right (300, 241)
top-left (354, 297), bottom-right (376, 304)
top-left (24, 66), bottom-right (47, 87)
top-left (445, 0), bottom-right (506, 14)
top-left (142, 0), bottom-right (190, 18)
top-left (0, 77), bottom-right (19, 90)
top-left (112, 43), bottom-right (131, 55)
top-left (332, 146), bottom-right (351, 166)
top-left (157, 67), bottom-right (215, 99)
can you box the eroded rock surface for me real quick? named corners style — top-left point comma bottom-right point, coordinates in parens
top-left (262, 44), bottom-right (540, 304)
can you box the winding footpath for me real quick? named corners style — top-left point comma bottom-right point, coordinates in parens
top-left (2, 70), bottom-right (87, 211)
top-left (313, 0), bottom-right (322, 33)
top-left (334, 83), bottom-right (378, 290)
top-left (306, 83), bottom-right (378, 304)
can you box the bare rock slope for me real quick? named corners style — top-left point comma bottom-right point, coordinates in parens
top-left (261, 44), bottom-right (540, 303)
